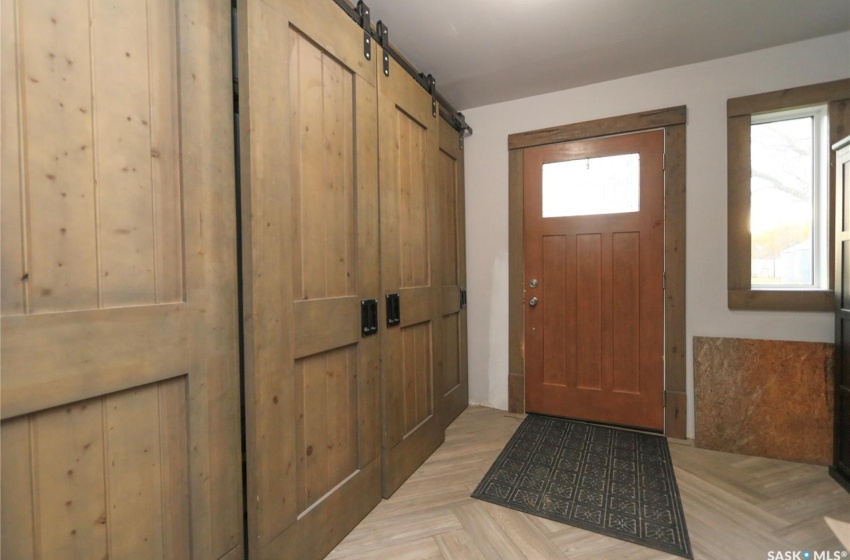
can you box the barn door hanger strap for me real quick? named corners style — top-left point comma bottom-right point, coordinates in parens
top-left (452, 112), bottom-right (469, 149)
top-left (357, 1), bottom-right (371, 61)
top-left (377, 21), bottom-right (390, 76)
top-left (329, 0), bottom-right (472, 137)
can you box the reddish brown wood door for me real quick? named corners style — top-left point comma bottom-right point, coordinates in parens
top-left (524, 130), bottom-right (665, 430)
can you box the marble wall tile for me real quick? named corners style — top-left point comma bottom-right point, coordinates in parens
top-left (694, 336), bottom-right (834, 466)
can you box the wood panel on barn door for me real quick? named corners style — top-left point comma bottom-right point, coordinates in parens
top-left (238, 0), bottom-right (381, 559)
top-left (1, 0), bottom-right (242, 558)
top-left (523, 131), bottom-right (665, 431)
top-left (378, 44), bottom-right (445, 497)
top-left (438, 120), bottom-right (469, 429)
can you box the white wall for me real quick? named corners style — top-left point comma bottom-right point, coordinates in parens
top-left (463, 32), bottom-right (850, 437)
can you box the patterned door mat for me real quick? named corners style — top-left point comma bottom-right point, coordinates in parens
top-left (472, 414), bottom-right (692, 559)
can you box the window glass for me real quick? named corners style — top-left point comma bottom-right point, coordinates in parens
top-left (542, 153), bottom-right (639, 217)
top-left (726, 80), bottom-right (847, 311)
top-left (750, 106), bottom-right (826, 288)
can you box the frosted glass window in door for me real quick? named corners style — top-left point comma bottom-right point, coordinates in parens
top-left (542, 153), bottom-right (640, 217)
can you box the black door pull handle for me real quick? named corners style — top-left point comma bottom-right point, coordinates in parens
top-left (386, 293), bottom-right (400, 326)
top-left (361, 299), bottom-right (378, 336)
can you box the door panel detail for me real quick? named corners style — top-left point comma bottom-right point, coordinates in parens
top-left (400, 322), bottom-right (434, 435)
top-left (542, 235), bottom-right (568, 388)
top-left (1, 377), bottom-right (190, 560)
top-left (396, 112), bottom-right (431, 289)
top-left (612, 232), bottom-right (641, 394)
top-left (576, 233), bottom-right (603, 391)
top-left (3, 0), bottom-right (183, 315)
top-left (291, 31), bottom-right (356, 301)
top-left (295, 346), bottom-right (359, 512)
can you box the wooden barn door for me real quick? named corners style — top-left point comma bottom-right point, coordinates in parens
top-left (0, 0), bottom-right (243, 559)
top-left (378, 45), bottom-right (445, 497)
top-left (238, 1), bottom-right (382, 558)
top-left (437, 121), bottom-right (469, 428)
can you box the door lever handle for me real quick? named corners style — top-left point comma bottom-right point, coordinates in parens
top-left (529, 296), bottom-right (539, 307)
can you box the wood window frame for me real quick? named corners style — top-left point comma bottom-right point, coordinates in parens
top-left (507, 106), bottom-right (688, 439)
top-left (727, 79), bottom-right (850, 311)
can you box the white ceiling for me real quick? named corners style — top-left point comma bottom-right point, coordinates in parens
top-left (364, 0), bottom-right (850, 111)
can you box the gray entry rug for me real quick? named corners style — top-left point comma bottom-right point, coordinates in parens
top-left (472, 414), bottom-right (693, 559)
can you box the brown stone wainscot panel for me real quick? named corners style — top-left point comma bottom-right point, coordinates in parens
top-left (694, 336), bottom-right (834, 465)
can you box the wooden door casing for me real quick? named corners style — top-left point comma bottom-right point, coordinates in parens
top-left (239, 0), bottom-right (382, 558)
top-left (523, 131), bottom-right (665, 431)
top-left (1, 0), bottom-right (242, 558)
top-left (378, 44), bottom-right (445, 497)
top-left (438, 120), bottom-right (469, 429)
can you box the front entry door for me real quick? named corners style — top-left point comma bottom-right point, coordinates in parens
top-left (523, 130), bottom-right (665, 430)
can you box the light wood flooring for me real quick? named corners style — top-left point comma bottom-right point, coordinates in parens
top-left (328, 406), bottom-right (850, 560)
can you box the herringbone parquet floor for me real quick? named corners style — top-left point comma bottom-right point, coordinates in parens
top-left (327, 406), bottom-right (850, 560)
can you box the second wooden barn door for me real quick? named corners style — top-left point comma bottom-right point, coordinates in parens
top-left (438, 121), bottom-right (469, 428)
top-left (0, 0), bottom-right (242, 558)
top-left (239, 1), bottom-right (381, 559)
top-left (378, 45), bottom-right (445, 497)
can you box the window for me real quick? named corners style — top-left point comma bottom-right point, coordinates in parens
top-left (750, 105), bottom-right (827, 289)
top-left (727, 79), bottom-right (849, 311)
top-left (541, 153), bottom-right (639, 217)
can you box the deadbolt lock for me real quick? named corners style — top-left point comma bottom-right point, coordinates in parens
top-left (529, 279), bottom-right (538, 288)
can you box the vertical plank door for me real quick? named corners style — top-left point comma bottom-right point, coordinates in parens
top-left (378, 44), bottom-right (445, 497)
top-left (523, 131), bottom-right (665, 430)
top-left (0, 0), bottom-right (243, 558)
top-left (437, 120), bottom-right (469, 429)
top-left (238, 0), bottom-right (382, 558)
